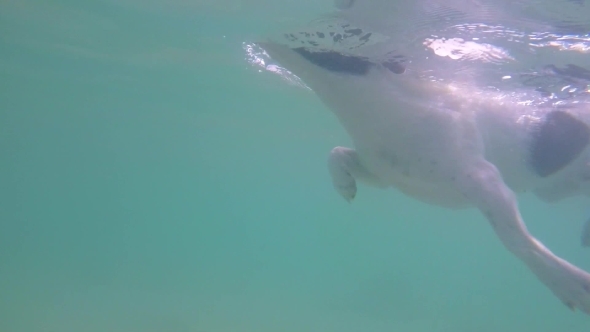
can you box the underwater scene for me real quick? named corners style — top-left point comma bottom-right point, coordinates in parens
top-left (2, 0), bottom-right (590, 331)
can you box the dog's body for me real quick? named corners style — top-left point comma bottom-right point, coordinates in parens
top-left (257, 2), bottom-right (590, 313)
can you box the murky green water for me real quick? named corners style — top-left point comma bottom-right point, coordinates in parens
top-left (1, 1), bottom-right (590, 331)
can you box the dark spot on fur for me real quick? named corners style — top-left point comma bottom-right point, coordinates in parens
top-left (344, 28), bottom-right (363, 36)
top-left (530, 110), bottom-right (590, 177)
top-left (359, 33), bottom-right (372, 42)
top-left (292, 47), bottom-right (372, 75)
top-left (317, 32), bottom-right (325, 38)
top-left (546, 64), bottom-right (590, 80)
top-left (382, 59), bottom-right (405, 74)
top-left (333, 34), bottom-right (343, 42)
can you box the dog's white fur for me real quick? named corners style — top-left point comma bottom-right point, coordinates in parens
top-left (257, 20), bottom-right (590, 313)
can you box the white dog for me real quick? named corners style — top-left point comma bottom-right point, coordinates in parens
top-left (256, 5), bottom-right (590, 313)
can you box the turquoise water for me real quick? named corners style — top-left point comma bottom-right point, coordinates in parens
top-left (2, 1), bottom-right (590, 331)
